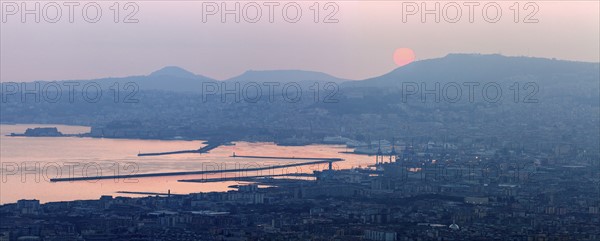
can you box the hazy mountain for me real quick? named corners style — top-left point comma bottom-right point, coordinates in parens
top-left (2, 55), bottom-right (597, 96)
top-left (2, 68), bottom-right (353, 94)
top-left (339, 54), bottom-right (599, 106)
top-left (310, 54), bottom-right (600, 116)
top-left (123, 66), bottom-right (215, 93)
top-left (346, 54), bottom-right (599, 88)
top-left (1, 66), bottom-right (217, 93)
top-left (226, 70), bottom-right (350, 84)
top-left (149, 66), bottom-right (202, 79)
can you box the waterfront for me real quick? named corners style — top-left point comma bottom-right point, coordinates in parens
top-left (3, 123), bottom-right (598, 240)
top-left (0, 124), bottom-right (371, 204)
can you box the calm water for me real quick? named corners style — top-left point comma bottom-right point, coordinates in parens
top-left (0, 124), bottom-right (372, 204)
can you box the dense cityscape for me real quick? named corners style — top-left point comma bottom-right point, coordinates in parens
top-left (1, 48), bottom-right (599, 241)
top-left (2, 0), bottom-right (600, 239)
top-left (1, 138), bottom-right (599, 240)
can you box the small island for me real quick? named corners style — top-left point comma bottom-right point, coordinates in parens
top-left (10, 127), bottom-right (67, 137)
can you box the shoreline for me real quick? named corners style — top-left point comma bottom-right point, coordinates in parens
top-left (1, 123), bottom-right (364, 148)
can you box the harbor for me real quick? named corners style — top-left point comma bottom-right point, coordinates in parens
top-left (50, 155), bottom-right (343, 182)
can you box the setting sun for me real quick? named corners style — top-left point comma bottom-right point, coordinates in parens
top-left (393, 48), bottom-right (416, 67)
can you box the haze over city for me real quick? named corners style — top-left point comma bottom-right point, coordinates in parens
top-left (1, 1), bottom-right (599, 241)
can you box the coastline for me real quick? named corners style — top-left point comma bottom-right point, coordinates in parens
top-left (0, 124), bottom-right (374, 204)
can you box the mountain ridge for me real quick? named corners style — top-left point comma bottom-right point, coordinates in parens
top-left (225, 69), bottom-right (350, 83)
top-left (2, 54), bottom-right (598, 93)
top-left (344, 53), bottom-right (599, 88)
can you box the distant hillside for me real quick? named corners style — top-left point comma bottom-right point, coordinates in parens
top-left (345, 54), bottom-right (599, 88)
top-left (226, 70), bottom-right (349, 84)
top-left (1, 66), bottom-right (217, 93)
top-left (338, 54), bottom-right (599, 107)
top-left (149, 66), bottom-right (202, 79)
top-left (2, 55), bottom-right (597, 95)
top-left (1, 68), bottom-right (353, 93)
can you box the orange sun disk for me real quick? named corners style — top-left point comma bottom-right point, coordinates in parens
top-left (393, 48), bottom-right (416, 67)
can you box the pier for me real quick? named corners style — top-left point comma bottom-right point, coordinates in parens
top-left (231, 154), bottom-right (341, 170)
top-left (116, 191), bottom-right (184, 196)
top-left (50, 157), bottom-right (342, 182)
top-left (137, 142), bottom-right (222, 156)
top-left (178, 173), bottom-right (315, 183)
top-left (231, 154), bottom-right (342, 162)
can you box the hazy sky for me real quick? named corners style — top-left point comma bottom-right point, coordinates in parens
top-left (1, 1), bottom-right (599, 82)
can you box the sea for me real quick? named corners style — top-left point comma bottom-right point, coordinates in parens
top-left (0, 124), bottom-right (373, 204)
